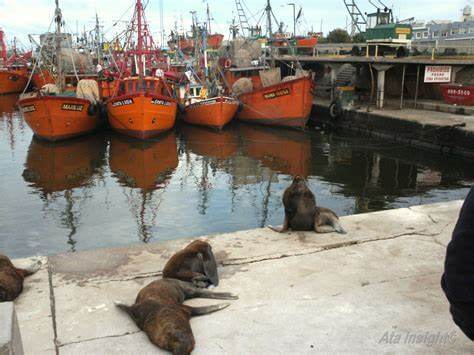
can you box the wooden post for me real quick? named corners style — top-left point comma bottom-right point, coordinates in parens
top-left (366, 44), bottom-right (369, 58)
top-left (414, 64), bottom-right (420, 109)
top-left (375, 45), bottom-right (378, 58)
top-left (400, 64), bottom-right (406, 110)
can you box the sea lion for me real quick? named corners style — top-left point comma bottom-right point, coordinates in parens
top-left (116, 278), bottom-right (237, 354)
top-left (163, 240), bottom-right (219, 287)
top-left (0, 254), bottom-right (40, 302)
top-left (269, 176), bottom-right (347, 234)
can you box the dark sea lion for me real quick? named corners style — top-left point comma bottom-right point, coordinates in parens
top-left (163, 240), bottom-right (219, 287)
top-left (269, 176), bottom-right (347, 234)
top-left (115, 278), bottom-right (237, 355)
top-left (0, 254), bottom-right (40, 302)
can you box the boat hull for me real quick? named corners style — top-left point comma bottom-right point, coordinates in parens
top-left (18, 96), bottom-right (102, 141)
top-left (182, 97), bottom-right (239, 129)
top-left (107, 93), bottom-right (177, 140)
top-left (0, 69), bottom-right (28, 94)
top-left (236, 76), bottom-right (314, 129)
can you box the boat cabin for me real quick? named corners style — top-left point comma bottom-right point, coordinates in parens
top-left (224, 66), bottom-right (269, 92)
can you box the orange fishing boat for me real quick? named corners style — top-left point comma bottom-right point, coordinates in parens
top-left (107, 77), bottom-right (177, 139)
top-left (17, 2), bottom-right (103, 142)
top-left (0, 69), bottom-right (29, 94)
top-left (239, 77), bottom-right (313, 128)
top-left (225, 66), bottom-right (314, 129)
top-left (0, 30), bottom-right (29, 94)
top-left (19, 94), bottom-right (102, 141)
top-left (182, 96), bottom-right (239, 129)
top-left (107, 1), bottom-right (177, 140)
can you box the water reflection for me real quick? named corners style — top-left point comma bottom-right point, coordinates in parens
top-left (0, 94), bottom-right (19, 115)
top-left (0, 94), bottom-right (24, 152)
top-left (0, 109), bottom-right (472, 258)
top-left (109, 132), bottom-right (178, 242)
top-left (239, 123), bottom-right (311, 177)
top-left (22, 135), bottom-right (107, 250)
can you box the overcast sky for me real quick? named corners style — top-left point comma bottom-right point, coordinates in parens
top-left (0, 0), bottom-right (471, 47)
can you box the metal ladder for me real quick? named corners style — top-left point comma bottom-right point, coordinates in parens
top-left (235, 0), bottom-right (250, 37)
top-left (343, 0), bottom-right (367, 36)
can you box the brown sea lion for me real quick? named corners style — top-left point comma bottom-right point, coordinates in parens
top-left (163, 240), bottom-right (219, 287)
top-left (269, 176), bottom-right (347, 234)
top-left (0, 254), bottom-right (40, 302)
top-left (115, 278), bottom-right (237, 355)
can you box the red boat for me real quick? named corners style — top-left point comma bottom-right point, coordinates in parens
top-left (106, 1), bottom-right (177, 140)
top-left (182, 96), bottom-right (239, 130)
top-left (226, 67), bottom-right (314, 129)
top-left (0, 30), bottom-right (29, 94)
top-left (440, 84), bottom-right (474, 106)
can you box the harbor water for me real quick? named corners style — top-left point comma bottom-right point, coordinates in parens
top-left (1, 94), bottom-right (473, 258)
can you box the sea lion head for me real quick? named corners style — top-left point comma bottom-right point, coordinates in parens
top-left (169, 329), bottom-right (195, 355)
top-left (188, 240), bottom-right (219, 286)
top-left (291, 175), bottom-right (309, 193)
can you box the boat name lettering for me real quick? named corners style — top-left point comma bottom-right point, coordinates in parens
top-left (61, 104), bottom-right (84, 111)
top-left (263, 88), bottom-right (290, 100)
top-left (151, 98), bottom-right (172, 106)
top-left (21, 105), bottom-right (36, 113)
top-left (112, 99), bottom-right (134, 107)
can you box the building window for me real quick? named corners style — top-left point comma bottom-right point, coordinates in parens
top-left (459, 27), bottom-right (467, 34)
top-left (442, 31), bottom-right (448, 37)
top-left (433, 31), bottom-right (439, 37)
top-left (451, 28), bottom-right (459, 35)
top-left (416, 32), bottom-right (422, 38)
top-left (423, 31), bottom-right (429, 38)
top-left (469, 27), bottom-right (474, 33)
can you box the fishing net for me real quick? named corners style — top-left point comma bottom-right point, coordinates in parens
top-left (76, 80), bottom-right (100, 104)
top-left (259, 67), bottom-right (281, 87)
top-left (232, 78), bottom-right (253, 96)
top-left (40, 84), bottom-right (60, 95)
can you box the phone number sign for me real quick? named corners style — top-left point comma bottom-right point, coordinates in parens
top-left (424, 66), bottom-right (452, 83)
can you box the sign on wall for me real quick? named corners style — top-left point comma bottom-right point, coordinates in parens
top-left (424, 66), bottom-right (452, 83)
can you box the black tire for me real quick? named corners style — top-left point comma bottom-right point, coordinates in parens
top-left (329, 101), bottom-right (342, 119)
top-left (87, 103), bottom-right (98, 116)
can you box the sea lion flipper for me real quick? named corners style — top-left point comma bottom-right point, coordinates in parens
top-left (188, 287), bottom-right (238, 300)
top-left (184, 303), bottom-right (230, 316)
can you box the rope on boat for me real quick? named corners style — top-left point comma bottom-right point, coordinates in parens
top-left (22, 18), bottom-right (55, 95)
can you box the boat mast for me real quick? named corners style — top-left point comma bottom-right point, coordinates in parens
top-left (0, 29), bottom-right (7, 65)
top-left (54, 0), bottom-right (63, 91)
top-left (265, 0), bottom-right (273, 38)
top-left (136, 0), bottom-right (144, 77)
top-left (206, 2), bottom-right (212, 34)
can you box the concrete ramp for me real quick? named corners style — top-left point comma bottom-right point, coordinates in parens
top-left (13, 200), bottom-right (473, 354)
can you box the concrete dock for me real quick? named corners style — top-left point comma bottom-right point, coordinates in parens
top-left (12, 200), bottom-right (473, 354)
top-left (313, 98), bottom-right (474, 159)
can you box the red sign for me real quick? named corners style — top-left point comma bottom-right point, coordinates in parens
top-left (440, 84), bottom-right (474, 106)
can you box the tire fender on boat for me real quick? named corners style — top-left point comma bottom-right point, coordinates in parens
top-left (224, 59), bottom-right (232, 69)
top-left (87, 103), bottom-right (98, 116)
top-left (329, 101), bottom-right (342, 119)
top-left (237, 101), bottom-right (244, 112)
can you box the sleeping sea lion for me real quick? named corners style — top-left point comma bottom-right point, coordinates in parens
top-left (269, 176), bottom-right (347, 234)
top-left (0, 254), bottom-right (40, 302)
top-left (115, 278), bottom-right (237, 355)
top-left (163, 240), bottom-right (219, 287)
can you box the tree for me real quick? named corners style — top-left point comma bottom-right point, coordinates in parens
top-left (352, 32), bottom-right (366, 43)
top-left (326, 29), bottom-right (351, 43)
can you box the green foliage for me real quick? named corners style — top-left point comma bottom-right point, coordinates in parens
top-left (326, 29), bottom-right (351, 43)
top-left (352, 33), bottom-right (366, 43)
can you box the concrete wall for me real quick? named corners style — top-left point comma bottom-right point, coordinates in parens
top-left (0, 303), bottom-right (24, 355)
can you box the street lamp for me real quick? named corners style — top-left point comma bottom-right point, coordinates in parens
top-left (288, 3), bottom-right (296, 37)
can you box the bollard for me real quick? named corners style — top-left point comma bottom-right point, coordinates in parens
top-left (0, 303), bottom-right (24, 355)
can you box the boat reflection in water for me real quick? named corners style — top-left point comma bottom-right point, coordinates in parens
top-left (179, 124), bottom-right (239, 160)
top-left (0, 94), bottom-right (19, 115)
top-left (109, 132), bottom-right (178, 242)
top-left (238, 123), bottom-right (311, 177)
top-left (22, 134), bottom-right (107, 250)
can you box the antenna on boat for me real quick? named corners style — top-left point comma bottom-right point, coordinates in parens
top-left (54, 0), bottom-right (64, 91)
